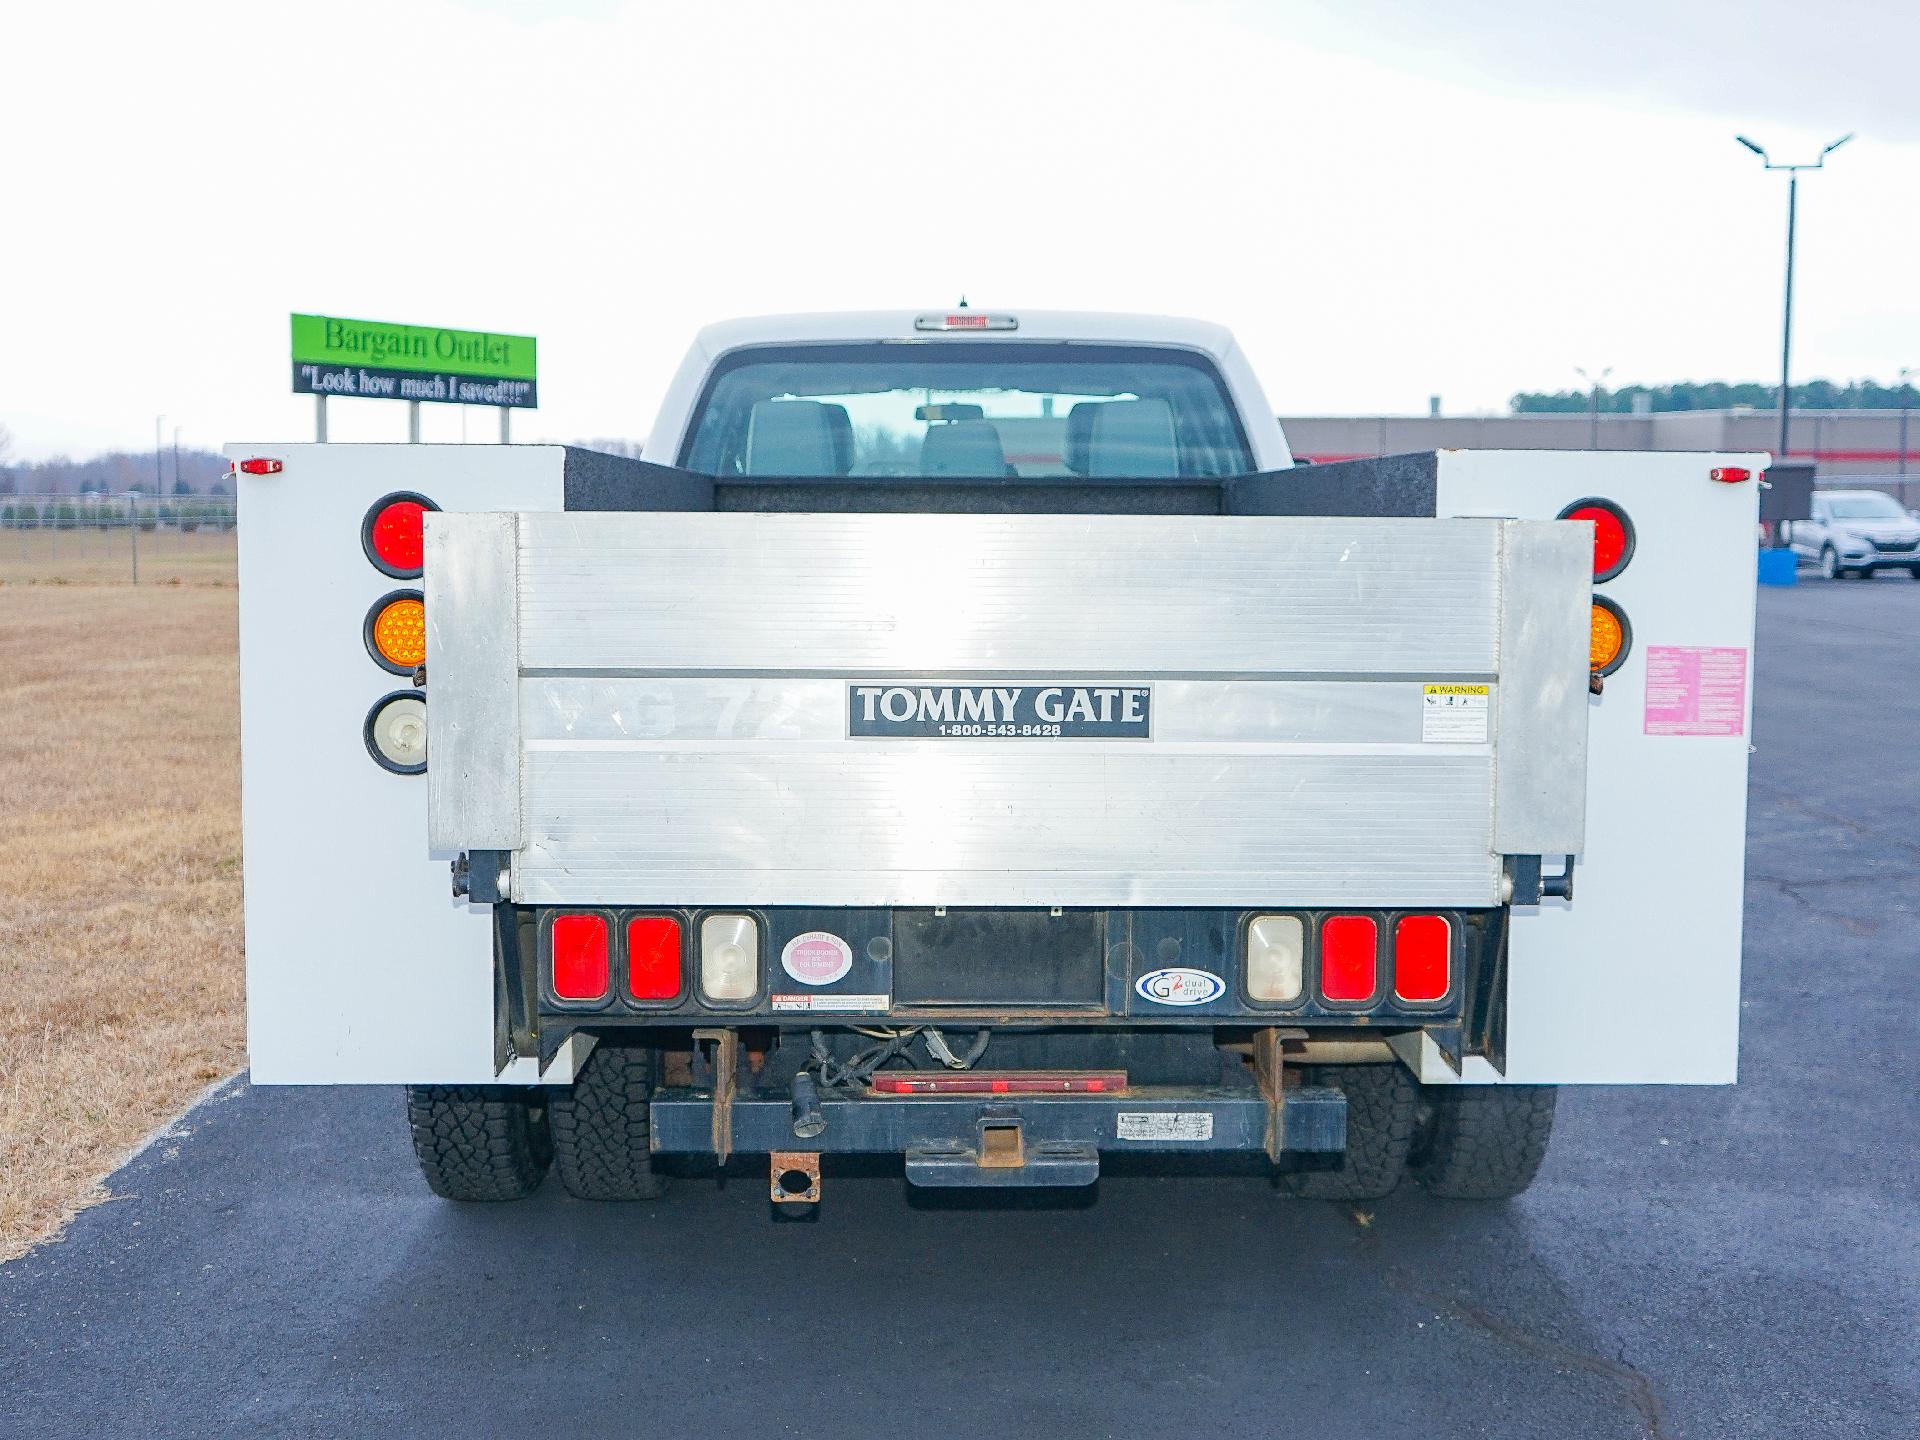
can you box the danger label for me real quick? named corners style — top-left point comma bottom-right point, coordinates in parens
top-left (1116, 1112), bottom-right (1213, 1141)
top-left (1422, 684), bottom-right (1489, 743)
top-left (1644, 646), bottom-right (1748, 737)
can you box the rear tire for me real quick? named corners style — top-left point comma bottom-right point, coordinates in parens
top-left (1411, 1084), bottom-right (1556, 1200)
top-left (549, 1041), bottom-right (666, 1200)
top-left (405, 1085), bottom-right (552, 1201)
top-left (1282, 1062), bottom-right (1418, 1200)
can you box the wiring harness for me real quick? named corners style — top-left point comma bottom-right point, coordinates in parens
top-left (808, 1025), bottom-right (991, 1092)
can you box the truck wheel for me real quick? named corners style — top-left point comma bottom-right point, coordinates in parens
top-left (1282, 1062), bottom-right (1417, 1200)
top-left (405, 1086), bottom-right (551, 1201)
top-left (548, 1041), bottom-right (666, 1200)
top-left (1410, 1084), bottom-right (1556, 1200)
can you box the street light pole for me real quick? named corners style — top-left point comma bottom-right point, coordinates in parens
top-left (1778, 166), bottom-right (1796, 458)
top-left (1898, 366), bottom-right (1914, 478)
top-left (1575, 365), bottom-right (1613, 449)
top-left (1899, 365), bottom-right (1915, 508)
top-left (1736, 132), bottom-right (1853, 461)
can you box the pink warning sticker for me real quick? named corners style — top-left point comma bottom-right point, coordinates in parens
top-left (1644, 645), bottom-right (1748, 737)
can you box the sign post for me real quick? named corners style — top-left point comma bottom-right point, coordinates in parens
top-left (291, 313), bottom-right (537, 443)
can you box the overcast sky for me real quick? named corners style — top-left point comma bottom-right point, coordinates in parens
top-left (4, 0), bottom-right (1916, 459)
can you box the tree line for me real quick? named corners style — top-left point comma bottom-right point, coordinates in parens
top-left (1512, 380), bottom-right (1920, 414)
top-left (0, 445), bottom-right (233, 497)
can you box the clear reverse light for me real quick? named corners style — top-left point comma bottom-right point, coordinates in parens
top-left (699, 914), bottom-right (759, 1002)
top-left (1245, 915), bottom-right (1305, 1002)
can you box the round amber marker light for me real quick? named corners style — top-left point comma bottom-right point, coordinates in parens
top-left (1590, 601), bottom-right (1624, 672)
top-left (371, 596), bottom-right (426, 670)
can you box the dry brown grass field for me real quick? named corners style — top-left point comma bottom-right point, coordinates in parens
top-left (0, 570), bottom-right (243, 1261)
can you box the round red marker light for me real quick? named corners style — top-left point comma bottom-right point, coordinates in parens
top-left (361, 492), bottom-right (438, 578)
top-left (1558, 498), bottom-right (1635, 582)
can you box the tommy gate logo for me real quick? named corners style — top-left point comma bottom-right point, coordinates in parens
top-left (1134, 967), bottom-right (1227, 1006)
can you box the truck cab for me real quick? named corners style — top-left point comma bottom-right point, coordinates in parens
top-left (640, 309), bottom-right (1293, 475)
top-left (232, 309), bottom-right (1761, 1212)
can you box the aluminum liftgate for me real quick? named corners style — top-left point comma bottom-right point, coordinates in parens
top-left (424, 511), bottom-right (1591, 907)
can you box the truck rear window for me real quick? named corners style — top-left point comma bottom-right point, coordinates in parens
top-left (679, 343), bottom-right (1252, 479)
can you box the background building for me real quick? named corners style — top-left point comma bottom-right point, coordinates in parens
top-left (1280, 408), bottom-right (1919, 506)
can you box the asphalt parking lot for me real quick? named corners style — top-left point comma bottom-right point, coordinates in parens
top-left (3, 575), bottom-right (1916, 1440)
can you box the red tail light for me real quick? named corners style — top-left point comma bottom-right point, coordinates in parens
top-left (1557, 498), bottom-right (1635, 581)
top-left (238, 457), bottom-right (282, 475)
top-left (551, 913), bottom-right (610, 1002)
top-left (625, 915), bottom-right (683, 1002)
top-left (1319, 916), bottom-right (1379, 1002)
top-left (1393, 915), bottom-right (1452, 1003)
top-left (361, 492), bottom-right (438, 578)
top-left (1710, 466), bottom-right (1751, 484)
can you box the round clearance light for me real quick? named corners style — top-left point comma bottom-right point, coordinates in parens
top-left (364, 589), bottom-right (426, 675)
top-left (364, 690), bottom-right (428, 774)
top-left (361, 492), bottom-right (438, 578)
top-left (1558, 498), bottom-right (1636, 582)
top-left (1590, 596), bottom-right (1632, 677)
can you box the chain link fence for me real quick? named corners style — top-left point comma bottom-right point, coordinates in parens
top-left (0, 493), bottom-right (237, 584)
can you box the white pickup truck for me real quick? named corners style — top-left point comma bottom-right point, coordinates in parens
top-left (232, 309), bottom-right (1762, 1208)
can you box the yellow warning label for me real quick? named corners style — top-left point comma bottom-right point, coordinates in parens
top-left (1422, 683), bottom-right (1490, 743)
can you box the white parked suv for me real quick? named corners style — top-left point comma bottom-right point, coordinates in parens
top-left (1786, 490), bottom-right (1920, 579)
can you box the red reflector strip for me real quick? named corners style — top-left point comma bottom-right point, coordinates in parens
top-left (238, 457), bottom-right (282, 475)
top-left (625, 915), bottom-right (683, 1001)
top-left (869, 1070), bottom-right (1128, 1095)
top-left (1393, 914), bottom-right (1452, 1003)
top-left (550, 913), bottom-right (609, 1002)
top-left (1710, 466), bottom-right (1752, 484)
top-left (1320, 915), bottom-right (1379, 1002)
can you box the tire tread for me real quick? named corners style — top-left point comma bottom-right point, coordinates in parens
top-left (405, 1086), bottom-right (550, 1201)
top-left (1283, 1063), bottom-right (1417, 1200)
top-left (549, 1043), bottom-right (665, 1201)
top-left (1412, 1085), bottom-right (1556, 1200)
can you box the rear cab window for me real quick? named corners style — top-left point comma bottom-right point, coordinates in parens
top-left (678, 342), bottom-right (1253, 479)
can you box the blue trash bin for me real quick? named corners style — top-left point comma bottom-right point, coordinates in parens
top-left (1758, 548), bottom-right (1798, 586)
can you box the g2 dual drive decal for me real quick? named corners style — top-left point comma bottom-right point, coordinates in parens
top-left (1134, 967), bottom-right (1226, 1006)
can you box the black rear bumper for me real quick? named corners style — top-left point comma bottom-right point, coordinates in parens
top-left (650, 1082), bottom-right (1348, 1187)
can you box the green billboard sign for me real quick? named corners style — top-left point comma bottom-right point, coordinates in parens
top-left (291, 313), bottom-right (538, 408)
